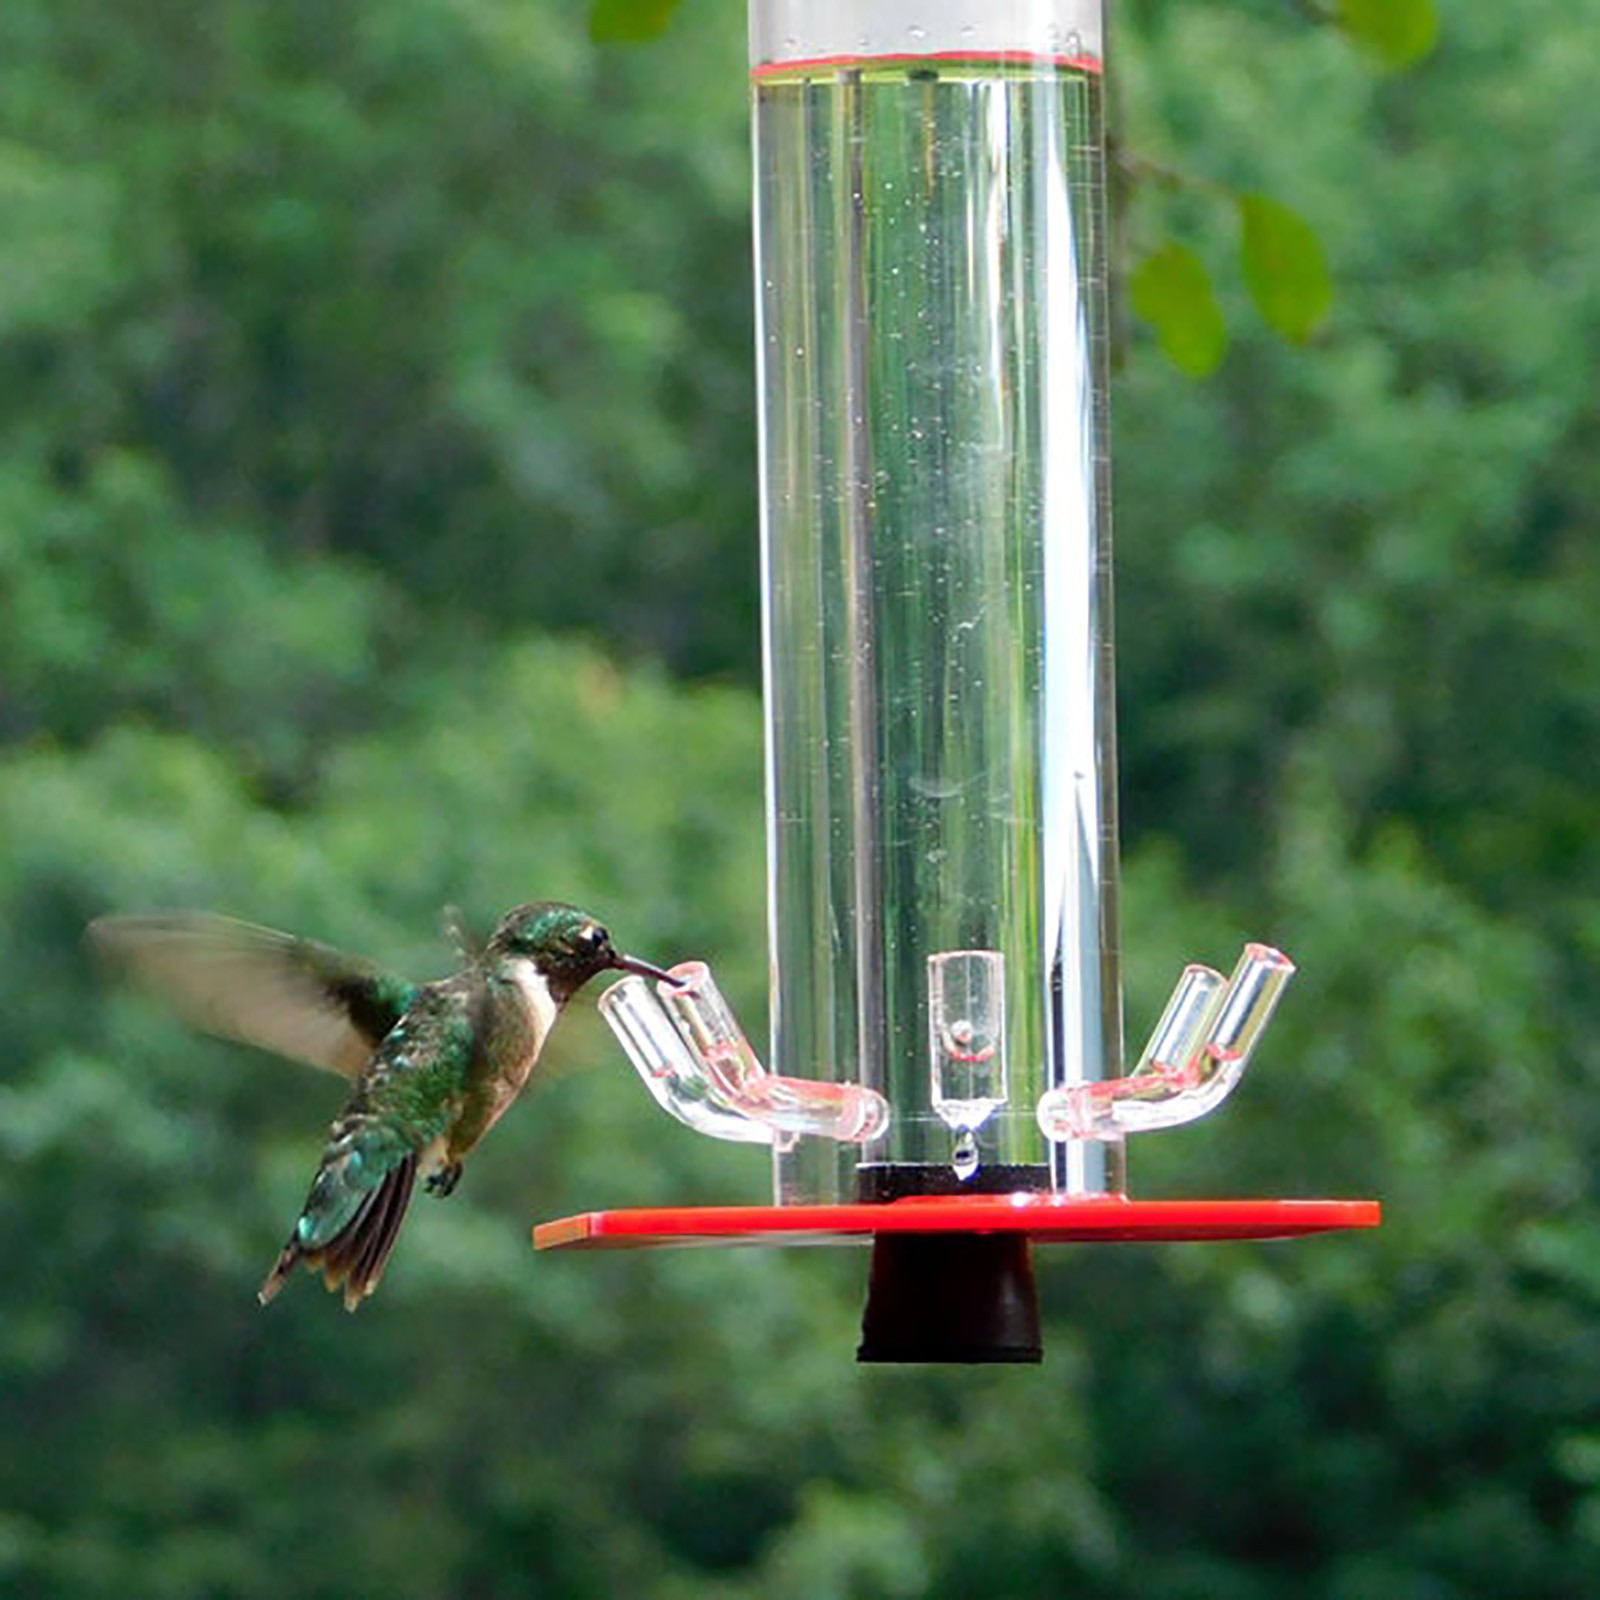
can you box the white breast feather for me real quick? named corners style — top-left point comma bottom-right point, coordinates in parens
top-left (504, 957), bottom-right (560, 1054)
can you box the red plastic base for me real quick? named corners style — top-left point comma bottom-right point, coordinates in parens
top-left (533, 1195), bottom-right (1380, 1251)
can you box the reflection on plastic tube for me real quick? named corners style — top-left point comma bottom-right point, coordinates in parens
top-left (1135, 964), bottom-right (1227, 1078)
top-left (1037, 944), bottom-right (1295, 1142)
top-left (601, 960), bottom-right (891, 1146)
top-left (600, 976), bottom-right (773, 1144)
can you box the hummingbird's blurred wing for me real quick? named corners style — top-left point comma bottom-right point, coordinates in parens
top-left (88, 913), bottom-right (421, 1078)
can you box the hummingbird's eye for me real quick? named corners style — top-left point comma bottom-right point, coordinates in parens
top-left (579, 923), bottom-right (609, 954)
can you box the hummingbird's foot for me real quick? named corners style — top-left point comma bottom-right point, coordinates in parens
top-left (425, 1161), bottom-right (463, 1198)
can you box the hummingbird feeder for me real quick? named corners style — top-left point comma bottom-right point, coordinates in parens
top-left (535, 0), bottom-right (1378, 1361)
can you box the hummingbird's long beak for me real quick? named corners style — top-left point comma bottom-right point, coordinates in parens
top-left (613, 952), bottom-right (684, 987)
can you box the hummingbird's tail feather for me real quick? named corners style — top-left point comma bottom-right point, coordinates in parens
top-left (257, 1153), bottom-right (420, 1312)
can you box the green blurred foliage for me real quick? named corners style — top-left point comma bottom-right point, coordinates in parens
top-left (1, 0), bottom-right (1597, 1596)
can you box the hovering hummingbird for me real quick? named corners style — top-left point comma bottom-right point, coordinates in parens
top-left (89, 903), bottom-right (676, 1310)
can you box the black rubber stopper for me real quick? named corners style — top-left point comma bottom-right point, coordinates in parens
top-left (857, 1232), bottom-right (1043, 1364)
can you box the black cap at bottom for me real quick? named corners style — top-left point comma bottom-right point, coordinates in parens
top-left (857, 1232), bottom-right (1043, 1364)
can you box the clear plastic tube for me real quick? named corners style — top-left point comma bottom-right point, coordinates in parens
top-left (752, 0), bottom-right (1120, 1200)
top-left (927, 949), bottom-right (1008, 1135)
top-left (1136, 964), bottom-right (1228, 1076)
top-left (927, 948), bottom-right (1009, 1180)
top-left (1037, 946), bottom-right (1295, 1140)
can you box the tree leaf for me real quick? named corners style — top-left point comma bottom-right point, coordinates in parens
top-left (1337, 0), bottom-right (1439, 69)
top-left (1237, 193), bottom-right (1332, 344)
top-left (1129, 241), bottom-right (1228, 377)
top-left (589, 0), bottom-right (683, 43)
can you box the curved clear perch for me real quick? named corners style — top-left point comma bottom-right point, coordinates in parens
top-left (661, 962), bottom-right (891, 1142)
top-left (602, 961), bottom-right (892, 1146)
top-left (1037, 944), bottom-right (1295, 1141)
top-left (600, 975), bottom-right (774, 1145)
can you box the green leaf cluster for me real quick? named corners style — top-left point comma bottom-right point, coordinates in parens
top-left (1131, 193), bottom-right (1332, 376)
top-left (1123, 0), bottom-right (1430, 373)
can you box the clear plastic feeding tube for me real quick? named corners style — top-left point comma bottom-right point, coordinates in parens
top-left (751, 1), bottom-right (1121, 1200)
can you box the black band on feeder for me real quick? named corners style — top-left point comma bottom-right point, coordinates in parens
top-left (854, 1162), bottom-right (1052, 1203)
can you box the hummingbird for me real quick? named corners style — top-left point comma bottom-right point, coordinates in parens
top-left (89, 902), bottom-right (677, 1310)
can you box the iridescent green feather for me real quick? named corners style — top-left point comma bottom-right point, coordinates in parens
top-left (292, 984), bottom-right (475, 1248)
